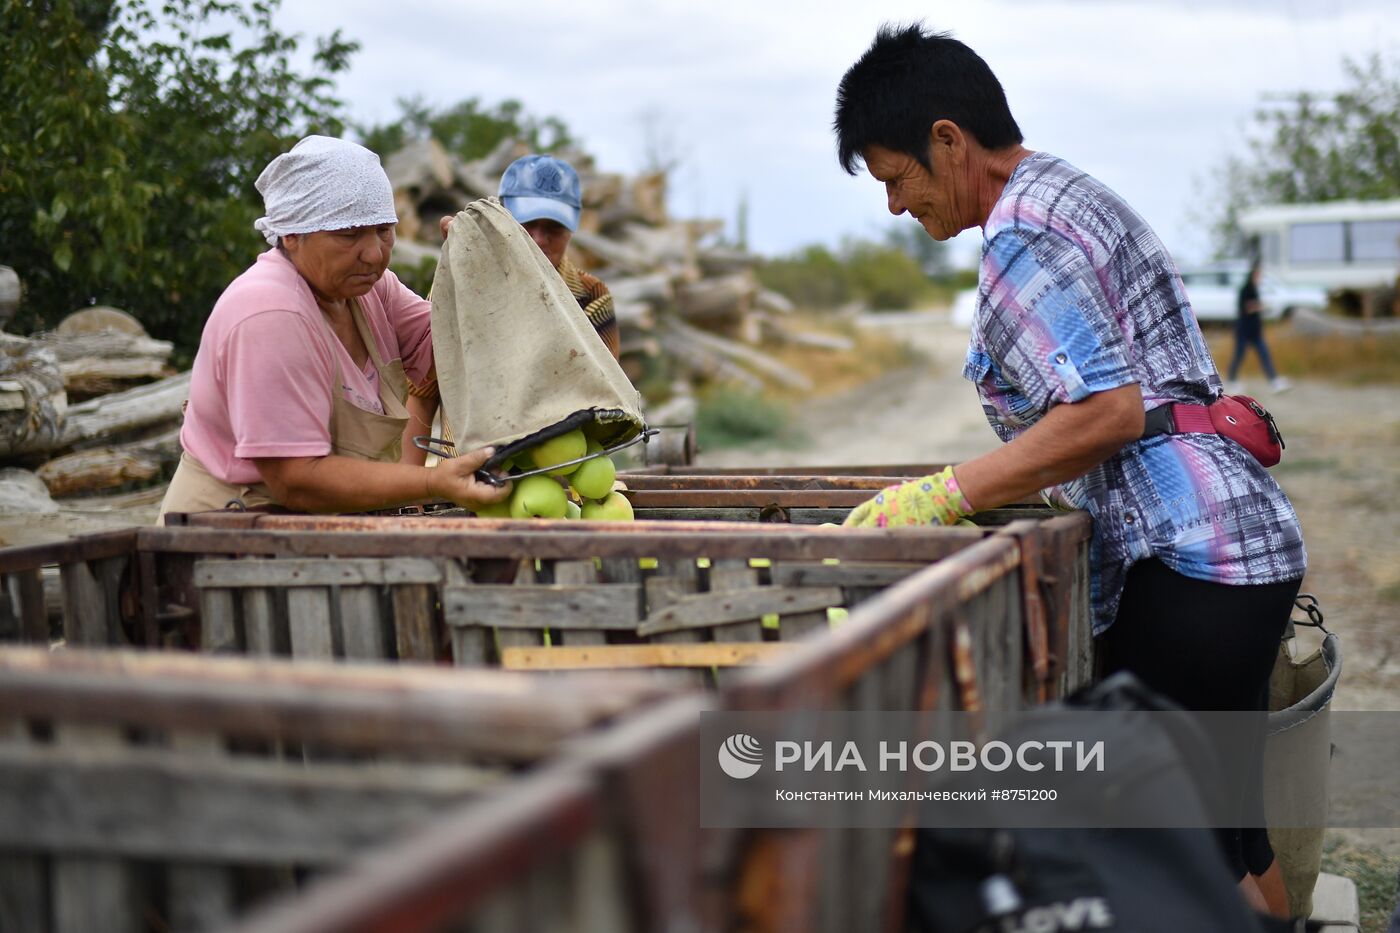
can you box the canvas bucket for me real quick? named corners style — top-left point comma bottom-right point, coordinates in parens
top-left (1264, 599), bottom-right (1341, 919)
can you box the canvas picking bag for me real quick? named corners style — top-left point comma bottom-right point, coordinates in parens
top-left (429, 198), bottom-right (645, 471)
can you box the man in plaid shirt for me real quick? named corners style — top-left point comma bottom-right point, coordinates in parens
top-left (836, 23), bottom-right (1305, 917)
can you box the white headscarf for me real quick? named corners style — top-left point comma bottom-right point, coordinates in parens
top-left (252, 136), bottom-right (398, 246)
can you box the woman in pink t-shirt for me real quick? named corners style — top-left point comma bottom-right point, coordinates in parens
top-left (159, 136), bottom-right (509, 517)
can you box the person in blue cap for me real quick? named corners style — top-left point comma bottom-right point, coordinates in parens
top-left (498, 154), bottom-right (620, 359)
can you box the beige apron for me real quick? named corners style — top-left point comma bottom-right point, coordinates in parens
top-left (159, 300), bottom-right (411, 518)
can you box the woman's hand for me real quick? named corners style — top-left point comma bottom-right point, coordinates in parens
top-left (426, 446), bottom-right (513, 509)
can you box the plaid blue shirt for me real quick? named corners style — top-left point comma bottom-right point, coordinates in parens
top-left (964, 153), bottom-right (1306, 635)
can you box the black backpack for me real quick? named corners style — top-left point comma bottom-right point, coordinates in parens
top-left (906, 673), bottom-right (1321, 933)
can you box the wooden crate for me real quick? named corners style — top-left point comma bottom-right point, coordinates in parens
top-left (215, 518), bottom-right (1096, 933)
top-left (0, 511), bottom-right (1095, 932)
top-left (0, 646), bottom-right (668, 933)
top-left (0, 521), bottom-right (1002, 685)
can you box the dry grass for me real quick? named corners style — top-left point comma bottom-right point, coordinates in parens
top-left (1204, 322), bottom-right (1400, 385)
top-left (764, 312), bottom-right (925, 400)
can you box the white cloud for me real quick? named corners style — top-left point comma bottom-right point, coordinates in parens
top-left (278, 0), bottom-right (1397, 264)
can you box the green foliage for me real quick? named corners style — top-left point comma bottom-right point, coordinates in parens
top-left (756, 233), bottom-right (944, 312)
top-left (1210, 51), bottom-right (1400, 254)
top-left (358, 96), bottom-right (575, 164)
top-left (0, 0), bottom-right (357, 349)
top-left (694, 387), bottom-right (798, 450)
top-left (756, 245), bottom-right (850, 310)
top-left (842, 240), bottom-right (935, 311)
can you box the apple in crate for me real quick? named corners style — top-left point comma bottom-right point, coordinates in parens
top-left (580, 491), bottom-right (634, 521)
top-left (510, 475), bottom-right (569, 519)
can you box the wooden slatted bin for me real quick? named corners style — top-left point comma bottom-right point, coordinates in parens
top-left (0, 646), bottom-right (669, 933)
top-left (0, 514), bottom-right (1095, 932)
top-left (213, 518), bottom-right (1096, 933)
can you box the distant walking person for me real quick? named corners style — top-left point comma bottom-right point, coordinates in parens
top-left (1228, 262), bottom-right (1290, 393)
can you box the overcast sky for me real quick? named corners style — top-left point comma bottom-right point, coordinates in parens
top-left (278, 0), bottom-right (1396, 266)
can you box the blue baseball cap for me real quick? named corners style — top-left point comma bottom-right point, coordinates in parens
top-left (498, 154), bottom-right (581, 232)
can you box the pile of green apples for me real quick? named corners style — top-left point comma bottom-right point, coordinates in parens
top-left (473, 428), bottom-right (634, 521)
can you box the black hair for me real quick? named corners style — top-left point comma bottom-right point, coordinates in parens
top-left (834, 23), bottom-right (1023, 175)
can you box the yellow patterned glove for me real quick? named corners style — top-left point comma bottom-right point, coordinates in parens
top-left (842, 466), bottom-right (974, 528)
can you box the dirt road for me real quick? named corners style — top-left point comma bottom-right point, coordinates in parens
top-left (698, 311), bottom-right (1400, 713)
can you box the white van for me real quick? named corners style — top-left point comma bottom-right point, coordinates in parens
top-left (1238, 199), bottom-right (1400, 292)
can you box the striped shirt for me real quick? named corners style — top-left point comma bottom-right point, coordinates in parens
top-left (964, 152), bottom-right (1306, 635)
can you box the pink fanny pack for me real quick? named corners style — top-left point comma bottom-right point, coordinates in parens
top-left (1141, 395), bottom-right (1285, 467)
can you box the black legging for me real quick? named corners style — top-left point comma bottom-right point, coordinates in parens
top-left (1096, 558), bottom-right (1302, 879)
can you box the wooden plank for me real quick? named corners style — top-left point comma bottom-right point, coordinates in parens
top-left (392, 584), bottom-right (440, 662)
top-left (287, 589), bottom-right (337, 660)
top-left (552, 560), bottom-right (609, 647)
top-left (339, 586), bottom-right (390, 661)
top-left (199, 556), bottom-right (240, 657)
top-left (495, 560), bottom-right (545, 655)
top-left (707, 558), bottom-right (762, 689)
top-left (637, 586), bottom-right (842, 638)
top-left (194, 558), bottom-right (443, 589)
top-left (0, 856), bottom-right (48, 933)
top-left (0, 647), bottom-right (663, 764)
top-left (768, 562), bottom-right (923, 589)
top-left (50, 724), bottom-right (138, 933)
top-left (707, 559), bottom-right (763, 642)
top-left (148, 523), bottom-right (983, 565)
top-left (443, 584), bottom-right (643, 631)
top-left (644, 559), bottom-right (706, 687)
top-left (0, 745), bottom-right (495, 865)
top-left (0, 719), bottom-right (48, 933)
top-left (499, 642), bottom-right (796, 670)
top-left (442, 560), bottom-right (487, 667)
top-left (167, 732), bottom-right (236, 933)
top-left (59, 561), bottom-right (110, 646)
top-left (569, 830), bottom-right (633, 932)
top-left (7, 570), bottom-right (49, 644)
top-left (214, 765), bottom-right (601, 933)
top-left (241, 588), bottom-right (282, 655)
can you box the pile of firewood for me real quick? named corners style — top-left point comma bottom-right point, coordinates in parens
top-left (385, 136), bottom-right (851, 416)
top-left (0, 279), bottom-right (184, 505)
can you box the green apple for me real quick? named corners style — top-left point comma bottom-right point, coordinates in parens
top-left (530, 429), bottom-right (587, 476)
top-left (564, 500), bottom-right (582, 520)
top-left (580, 490), bottom-right (634, 521)
top-left (473, 498), bottom-right (513, 518)
top-left (568, 453), bottom-right (616, 500)
top-left (510, 475), bottom-right (568, 519)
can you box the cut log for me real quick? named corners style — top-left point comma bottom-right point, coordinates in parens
top-left (35, 332), bottom-right (172, 364)
top-left (618, 223), bottom-right (695, 274)
top-left (0, 266), bottom-right (19, 328)
top-left (665, 318), bottom-right (813, 391)
top-left (384, 138), bottom-right (455, 194)
top-left (58, 371), bottom-right (190, 449)
top-left (613, 301), bottom-right (655, 330)
top-left (55, 307), bottom-right (147, 337)
top-left (569, 230), bottom-right (653, 275)
top-left (675, 272), bottom-right (756, 323)
top-left (37, 427), bottom-right (181, 497)
top-left (755, 288), bottom-right (796, 316)
top-left (657, 326), bottom-right (763, 392)
top-left (757, 313), bottom-right (854, 351)
top-left (699, 247), bottom-right (759, 277)
top-left (32, 331), bottom-right (175, 399)
top-left (0, 335), bottom-right (67, 457)
top-left (607, 273), bottom-right (674, 307)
